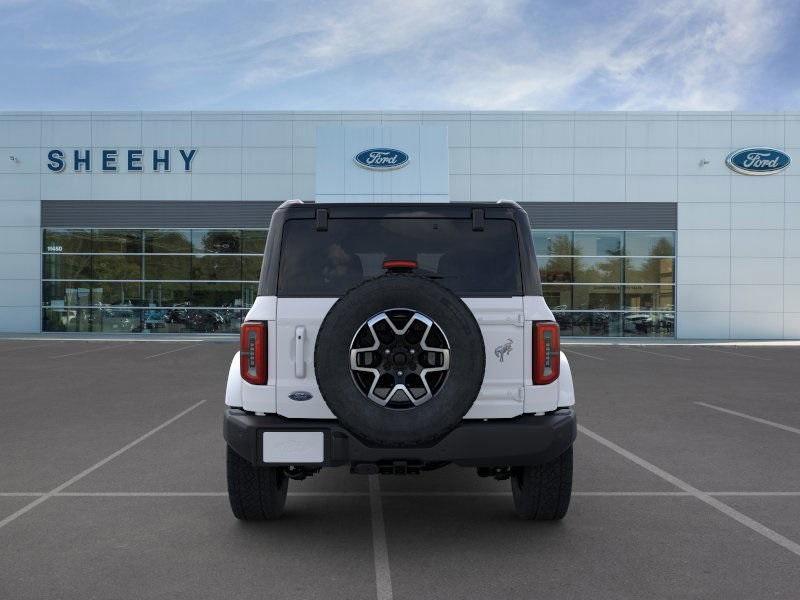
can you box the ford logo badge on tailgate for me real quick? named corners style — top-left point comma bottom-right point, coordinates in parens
top-left (726, 147), bottom-right (790, 175)
top-left (289, 391), bottom-right (313, 402)
top-left (354, 148), bottom-right (409, 170)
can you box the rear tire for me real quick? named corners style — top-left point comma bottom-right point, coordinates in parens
top-left (510, 446), bottom-right (573, 520)
top-left (226, 446), bottom-right (288, 520)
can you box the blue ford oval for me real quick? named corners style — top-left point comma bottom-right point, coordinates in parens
top-left (354, 148), bottom-right (409, 170)
top-left (726, 147), bottom-right (790, 175)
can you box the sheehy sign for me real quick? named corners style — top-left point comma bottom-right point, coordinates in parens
top-left (46, 148), bottom-right (197, 172)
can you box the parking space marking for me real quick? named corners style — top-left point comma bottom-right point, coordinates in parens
top-left (50, 342), bottom-right (134, 358)
top-left (695, 347), bottom-right (771, 361)
top-left (369, 475), bottom-right (393, 600)
top-left (622, 346), bottom-right (691, 361)
top-left (0, 399), bottom-right (206, 531)
top-left (563, 348), bottom-right (605, 361)
top-left (578, 424), bottom-right (800, 558)
top-left (143, 344), bottom-right (203, 359)
top-left (696, 402), bottom-right (800, 436)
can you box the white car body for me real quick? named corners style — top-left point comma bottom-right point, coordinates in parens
top-left (225, 294), bottom-right (575, 419)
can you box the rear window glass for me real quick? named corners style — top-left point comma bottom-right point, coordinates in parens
top-left (277, 218), bottom-right (522, 297)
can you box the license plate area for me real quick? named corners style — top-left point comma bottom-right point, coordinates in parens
top-left (262, 431), bottom-right (324, 464)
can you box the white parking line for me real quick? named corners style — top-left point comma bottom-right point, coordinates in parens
top-left (369, 475), bottom-right (393, 600)
top-left (578, 424), bottom-right (800, 558)
top-left (623, 346), bottom-right (691, 361)
top-left (695, 347), bottom-right (771, 361)
top-left (143, 344), bottom-right (202, 359)
top-left (0, 400), bottom-right (206, 531)
top-left (696, 402), bottom-right (800, 436)
top-left (563, 348), bottom-right (605, 361)
top-left (50, 342), bottom-right (134, 358)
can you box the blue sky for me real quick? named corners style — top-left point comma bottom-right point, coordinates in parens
top-left (1, 0), bottom-right (798, 111)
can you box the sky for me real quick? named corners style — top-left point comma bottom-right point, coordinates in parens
top-left (1, 0), bottom-right (798, 111)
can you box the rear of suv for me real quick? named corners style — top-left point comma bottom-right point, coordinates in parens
top-left (224, 200), bottom-right (576, 520)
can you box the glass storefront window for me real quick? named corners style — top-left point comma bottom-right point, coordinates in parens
top-left (92, 255), bottom-right (143, 280)
top-left (43, 229), bottom-right (92, 253)
top-left (191, 255), bottom-right (242, 280)
top-left (625, 231), bottom-right (675, 257)
top-left (242, 230), bottom-right (268, 254)
top-left (533, 231), bottom-right (573, 256)
top-left (144, 255), bottom-right (192, 280)
top-left (539, 256), bottom-right (573, 283)
top-left (192, 229), bottom-right (241, 254)
top-left (93, 230), bottom-right (142, 253)
top-left (624, 285), bottom-right (674, 311)
top-left (574, 231), bottom-right (623, 256)
top-left (573, 285), bottom-right (622, 311)
top-left (242, 256), bottom-right (263, 281)
top-left (624, 257), bottom-right (674, 284)
top-left (541, 285), bottom-right (572, 310)
top-left (574, 257), bottom-right (622, 283)
top-left (144, 230), bottom-right (192, 253)
top-left (43, 254), bottom-right (92, 279)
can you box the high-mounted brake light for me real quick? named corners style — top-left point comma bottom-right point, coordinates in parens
top-left (240, 321), bottom-right (267, 385)
top-left (383, 259), bottom-right (418, 270)
top-left (533, 322), bottom-right (560, 385)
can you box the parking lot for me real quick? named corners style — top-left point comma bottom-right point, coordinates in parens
top-left (1, 338), bottom-right (799, 599)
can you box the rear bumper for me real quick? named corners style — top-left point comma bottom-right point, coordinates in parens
top-left (223, 408), bottom-right (576, 468)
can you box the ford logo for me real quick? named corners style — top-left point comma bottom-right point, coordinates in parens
top-left (354, 148), bottom-right (409, 170)
top-left (288, 391), bottom-right (313, 402)
top-left (726, 147), bottom-right (790, 175)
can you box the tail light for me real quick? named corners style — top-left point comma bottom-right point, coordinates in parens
top-left (533, 322), bottom-right (560, 385)
top-left (240, 321), bottom-right (267, 385)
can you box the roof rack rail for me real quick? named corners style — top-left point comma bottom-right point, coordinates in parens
top-left (496, 198), bottom-right (523, 210)
top-left (277, 199), bottom-right (305, 209)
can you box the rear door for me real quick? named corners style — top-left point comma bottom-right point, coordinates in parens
top-left (273, 215), bottom-right (527, 419)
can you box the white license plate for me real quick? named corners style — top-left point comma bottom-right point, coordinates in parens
top-left (262, 431), bottom-right (324, 464)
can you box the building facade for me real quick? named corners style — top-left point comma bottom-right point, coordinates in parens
top-left (0, 111), bottom-right (798, 339)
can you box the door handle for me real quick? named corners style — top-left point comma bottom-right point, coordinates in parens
top-left (295, 326), bottom-right (306, 378)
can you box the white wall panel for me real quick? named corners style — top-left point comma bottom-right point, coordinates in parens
top-left (0, 279), bottom-right (39, 306)
top-left (523, 174), bottom-right (573, 202)
top-left (677, 257), bottom-right (730, 284)
top-left (41, 119), bottom-right (91, 147)
top-left (626, 176), bottom-right (677, 203)
top-left (91, 120), bottom-right (141, 147)
top-left (730, 175), bottom-right (785, 203)
top-left (191, 174), bottom-right (242, 200)
top-left (0, 119), bottom-right (41, 147)
top-left (243, 174), bottom-right (292, 201)
top-left (141, 174), bottom-right (191, 200)
top-left (142, 119), bottom-right (191, 147)
top-left (677, 149), bottom-right (732, 176)
top-left (731, 285), bottom-right (783, 312)
top-left (731, 257), bottom-right (782, 285)
top-left (732, 119), bottom-right (785, 149)
top-left (626, 120), bottom-right (677, 148)
top-left (523, 147), bottom-right (573, 174)
top-left (731, 203), bottom-right (784, 229)
top-left (523, 120), bottom-right (573, 147)
top-left (677, 176), bottom-right (730, 203)
top-left (730, 311), bottom-right (782, 339)
top-left (91, 173), bottom-right (141, 200)
top-left (192, 148), bottom-right (244, 174)
top-left (470, 147), bottom-right (522, 174)
top-left (573, 175), bottom-right (625, 202)
top-left (0, 253), bottom-right (39, 278)
top-left (0, 200), bottom-right (39, 226)
top-left (470, 120), bottom-right (522, 147)
top-left (0, 148), bottom-right (39, 173)
top-left (785, 258), bottom-right (800, 284)
top-left (242, 120), bottom-right (293, 147)
top-left (41, 174), bottom-right (90, 201)
top-left (449, 175), bottom-right (470, 202)
top-left (785, 230), bottom-right (800, 257)
top-left (0, 174), bottom-right (39, 200)
top-left (627, 148), bottom-right (676, 175)
top-left (574, 148), bottom-right (625, 174)
top-left (0, 306), bottom-right (39, 332)
top-left (677, 284), bottom-right (730, 311)
top-left (677, 119), bottom-right (732, 148)
top-left (677, 230), bottom-right (730, 256)
top-left (291, 174), bottom-right (315, 200)
top-left (678, 203), bottom-right (730, 229)
top-left (242, 148), bottom-right (291, 174)
top-left (676, 311), bottom-right (729, 338)
top-left (470, 174), bottom-right (522, 202)
top-left (731, 230), bottom-right (784, 257)
top-left (574, 120), bottom-right (625, 147)
top-left (292, 147), bottom-right (315, 174)
top-left (191, 120), bottom-right (243, 147)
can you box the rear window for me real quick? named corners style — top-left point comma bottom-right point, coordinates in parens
top-left (277, 218), bottom-right (522, 297)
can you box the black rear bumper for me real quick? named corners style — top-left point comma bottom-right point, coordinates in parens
top-left (224, 408), bottom-right (576, 468)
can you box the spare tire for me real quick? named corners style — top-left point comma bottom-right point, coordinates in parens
top-left (314, 273), bottom-right (485, 446)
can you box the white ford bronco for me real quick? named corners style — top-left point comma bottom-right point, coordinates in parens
top-left (224, 200), bottom-right (576, 520)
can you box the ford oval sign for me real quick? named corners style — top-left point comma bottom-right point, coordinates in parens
top-left (726, 147), bottom-right (790, 175)
top-left (354, 148), bottom-right (409, 170)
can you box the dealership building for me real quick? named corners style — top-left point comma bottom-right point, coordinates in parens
top-left (0, 110), bottom-right (798, 339)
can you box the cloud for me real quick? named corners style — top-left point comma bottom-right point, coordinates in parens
top-left (0, 0), bottom-right (795, 110)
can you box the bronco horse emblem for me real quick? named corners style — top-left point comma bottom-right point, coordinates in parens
top-left (494, 338), bottom-right (513, 362)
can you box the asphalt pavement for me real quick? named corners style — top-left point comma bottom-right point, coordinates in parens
top-left (1, 338), bottom-right (799, 599)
